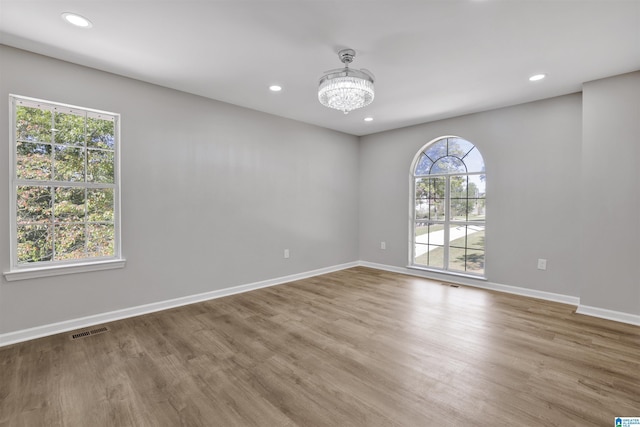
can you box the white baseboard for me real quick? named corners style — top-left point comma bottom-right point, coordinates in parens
top-left (576, 305), bottom-right (640, 326)
top-left (359, 261), bottom-right (640, 326)
top-left (2, 260), bottom-right (637, 347)
top-left (0, 261), bottom-right (359, 347)
top-left (358, 261), bottom-right (580, 306)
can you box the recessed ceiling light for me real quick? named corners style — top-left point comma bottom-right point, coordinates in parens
top-left (364, 117), bottom-right (373, 122)
top-left (529, 73), bottom-right (546, 82)
top-left (62, 12), bottom-right (92, 28)
top-left (269, 85), bottom-right (282, 92)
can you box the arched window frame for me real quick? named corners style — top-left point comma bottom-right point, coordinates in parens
top-left (409, 136), bottom-right (486, 277)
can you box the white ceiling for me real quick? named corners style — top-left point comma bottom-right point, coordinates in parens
top-left (1, 1), bottom-right (639, 136)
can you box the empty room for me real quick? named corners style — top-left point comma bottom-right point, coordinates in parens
top-left (1, 1), bottom-right (639, 426)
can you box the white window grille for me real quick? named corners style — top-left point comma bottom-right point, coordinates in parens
top-left (410, 136), bottom-right (486, 276)
top-left (6, 95), bottom-right (123, 280)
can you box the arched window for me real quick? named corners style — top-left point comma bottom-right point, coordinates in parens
top-left (410, 136), bottom-right (486, 276)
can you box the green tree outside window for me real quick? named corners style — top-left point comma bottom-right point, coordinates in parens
top-left (12, 97), bottom-right (119, 265)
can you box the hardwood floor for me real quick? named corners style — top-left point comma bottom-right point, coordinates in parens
top-left (1, 267), bottom-right (639, 426)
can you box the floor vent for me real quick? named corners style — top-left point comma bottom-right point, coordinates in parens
top-left (442, 283), bottom-right (460, 288)
top-left (71, 326), bottom-right (109, 340)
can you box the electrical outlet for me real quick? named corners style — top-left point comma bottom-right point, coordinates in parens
top-left (380, 241), bottom-right (386, 250)
top-left (537, 258), bottom-right (547, 270)
top-left (284, 249), bottom-right (290, 259)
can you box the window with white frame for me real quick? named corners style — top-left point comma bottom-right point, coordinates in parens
top-left (7, 95), bottom-right (122, 279)
top-left (410, 136), bottom-right (486, 276)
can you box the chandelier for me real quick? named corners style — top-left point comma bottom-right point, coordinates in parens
top-left (318, 49), bottom-right (375, 114)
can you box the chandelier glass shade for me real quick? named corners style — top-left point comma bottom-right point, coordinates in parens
top-left (318, 49), bottom-right (375, 114)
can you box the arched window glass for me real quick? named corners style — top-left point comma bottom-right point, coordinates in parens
top-left (411, 136), bottom-right (486, 276)
top-left (431, 157), bottom-right (466, 174)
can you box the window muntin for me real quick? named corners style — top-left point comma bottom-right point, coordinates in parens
top-left (411, 137), bottom-right (485, 276)
top-left (10, 95), bottom-right (121, 269)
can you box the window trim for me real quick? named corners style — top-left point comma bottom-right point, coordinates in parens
top-left (408, 135), bottom-right (486, 278)
top-left (4, 259), bottom-right (126, 282)
top-left (5, 94), bottom-right (124, 281)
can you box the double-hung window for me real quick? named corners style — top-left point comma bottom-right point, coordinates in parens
top-left (5, 95), bottom-right (123, 280)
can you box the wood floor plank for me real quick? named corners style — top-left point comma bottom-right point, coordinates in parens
top-left (1, 266), bottom-right (639, 426)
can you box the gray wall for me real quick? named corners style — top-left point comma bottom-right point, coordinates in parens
top-left (360, 72), bottom-right (640, 317)
top-left (1, 45), bottom-right (638, 336)
top-left (0, 46), bottom-right (360, 334)
top-left (580, 72), bottom-right (640, 314)
top-left (359, 94), bottom-right (583, 298)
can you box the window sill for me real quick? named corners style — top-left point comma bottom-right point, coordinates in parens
top-left (3, 259), bottom-right (126, 282)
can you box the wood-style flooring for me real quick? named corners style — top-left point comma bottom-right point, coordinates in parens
top-left (1, 267), bottom-right (639, 426)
